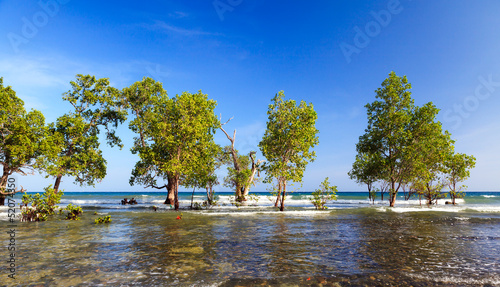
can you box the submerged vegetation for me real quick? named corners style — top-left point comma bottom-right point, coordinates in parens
top-left (65, 204), bottom-right (83, 220)
top-left (21, 186), bottom-right (62, 222)
top-left (310, 177), bottom-right (338, 210)
top-left (20, 186), bottom-right (84, 222)
top-left (0, 71), bottom-right (476, 219)
top-left (95, 215), bottom-right (112, 224)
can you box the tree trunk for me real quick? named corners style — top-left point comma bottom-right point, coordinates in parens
top-left (206, 187), bottom-right (210, 204)
top-left (174, 175), bottom-right (180, 211)
top-left (164, 173), bottom-right (175, 205)
top-left (280, 180), bottom-right (287, 211)
top-left (190, 187), bottom-right (195, 209)
top-left (274, 180), bottom-right (281, 207)
top-left (242, 153), bottom-right (263, 201)
top-left (450, 182), bottom-right (456, 205)
top-left (389, 182), bottom-right (396, 207)
top-left (0, 171), bottom-right (9, 206)
top-left (235, 185), bottom-right (243, 202)
top-left (219, 126), bottom-right (245, 202)
top-left (54, 174), bottom-right (62, 193)
top-left (367, 183), bottom-right (372, 203)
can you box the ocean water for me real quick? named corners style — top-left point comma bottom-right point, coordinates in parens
top-left (1, 191), bottom-right (500, 286)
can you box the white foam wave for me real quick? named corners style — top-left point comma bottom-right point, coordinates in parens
top-left (376, 205), bottom-right (500, 213)
top-left (200, 209), bottom-right (332, 217)
top-left (464, 206), bottom-right (500, 213)
top-left (408, 273), bottom-right (500, 285)
top-left (482, 195), bottom-right (498, 198)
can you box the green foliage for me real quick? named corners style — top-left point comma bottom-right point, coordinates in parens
top-left (38, 74), bottom-right (127, 192)
top-left (355, 72), bottom-right (458, 207)
top-left (259, 91), bottom-right (319, 211)
top-left (310, 177), bottom-right (337, 210)
top-left (95, 215), bottom-right (112, 224)
top-left (227, 195), bottom-right (242, 207)
top-left (0, 77), bottom-right (51, 202)
top-left (20, 185), bottom-right (62, 222)
top-left (445, 153), bottom-right (476, 204)
top-left (369, 188), bottom-right (378, 204)
top-left (348, 153), bottom-right (380, 200)
top-left (223, 151), bottom-right (251, 190)
top-left (202, 192), bottom-right (219, 209)
top-left (247, 193), bottom-right (259, 204)
top-left (356, 72), bottom-right (414, 207)
top-left (65, 204), bottom-right (83, 220)
top-left (182, 143), bottom-right (223, 207)
top-left (126, 77), bottom-right (220, 210)
top-left (192, 202), bottom-right (204, 210)
top-left (411, 180), bottom-right (447, 205)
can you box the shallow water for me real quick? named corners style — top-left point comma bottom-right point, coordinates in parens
top-left (1, 192), bottom-right (500, 286)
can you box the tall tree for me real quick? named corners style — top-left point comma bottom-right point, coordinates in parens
top-left (356, 72), bottom-right (459, 207)
top-left (259, 91), bottom-right (319, 211)
top-left (40, 74), bottom-right (127, 193)
top-left (445, 152), bottom-right (476, 205)
top-left (126, 79), bottom-right (219, 211)
top-left (356, 72), bottom-right (416, 207)
top-left (0, 77), bottom-right (48, 204)
top-left (123, 77), bottom-right (175, 202)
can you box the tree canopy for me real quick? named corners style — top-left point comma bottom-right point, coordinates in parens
top-left (353, 71), bottom-right (474, 206)
top-left (0, 77), bottom-right (49, 204)
top-left (445, 152), bottom-right (476, 204)
top-left (259, 91), bottom-right (319, 211)
top-left (38, 74), bottom-right (127, 193)
top-left (126, 77), bottom-right (219, 210)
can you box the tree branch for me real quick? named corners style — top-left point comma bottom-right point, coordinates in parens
top-left (0, 186), bottom-right (26, 195)
top-left (146, 184), bottom-right (168, 190)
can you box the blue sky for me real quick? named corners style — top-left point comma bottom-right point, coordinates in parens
top-left (1, 0), bottom-right (499, 192)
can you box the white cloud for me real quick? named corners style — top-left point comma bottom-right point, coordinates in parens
top-left (147, 20), bottom-right (222, 37)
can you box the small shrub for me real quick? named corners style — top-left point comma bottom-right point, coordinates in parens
top-left (247, 193), bottom-right (259, 206)
top-left (369, 188), bottom-right (378, 204)
top-left (192, 202), bottom-right (203, 210)
top-left (202, 192), bottom-right (219, 209)
top-left (21, 185), bottom-right (62, 222)
top-left (95, 215), bottom-right (112, 224)
top-left (65, 204), bottom-right (83, 220)
top-left (310, 177), bottom-right (337, 210)
top-left (228, 195), bottom-right (242, 207)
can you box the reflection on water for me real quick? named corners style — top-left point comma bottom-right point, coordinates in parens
top-left (2, 209), bottom-right (500, 286)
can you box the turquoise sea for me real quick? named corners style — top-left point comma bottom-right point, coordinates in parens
top-left (1, 191), bottom-right (500, 286)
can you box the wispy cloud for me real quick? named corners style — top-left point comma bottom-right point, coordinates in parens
top-left (0, 53), bottom-right (181, 113)
top-left (168, 11), bottom-right (189, 19)
top-left (0, 55), bottom-right (75, 89)
top-left (148, 20), bottom-right (222, 37)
